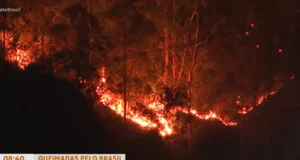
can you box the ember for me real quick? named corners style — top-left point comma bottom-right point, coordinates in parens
top-left (5, 49), bottom-right (34, 69)
top-left (1, 13), bottom-right (292, 137)
top-left (3, 47), bottom-right (285, 137)
top-left (291, 75), bottom-right (295, 80)
top-left (256, 90), bottom-right (278, 105)
top-left (96, 72), bottom-right (239, 137)
top-left (238, 106), bottom-right (253, 115)
top-left (94, 67), bottom-right (292, 137)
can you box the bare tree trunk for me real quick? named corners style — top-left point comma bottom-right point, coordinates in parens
top-left (172, 35), bottom-right (176, 84)
top-left (187, 11), bottom-right (199, 95)
top-left (89, 0), bottom-right (91, 16)
top-left (188, 123), bottom-right (191, 149)
top-left (201, 0), bottom-right (207, 9)
top-left (267, 87), bottom-right (273, 159)
top-left (41, 34), bottom-right (44, 55)
top-left (50, 35), bottom-right (53, 54)
top-left (12, 15), bottom-right (15, 56)
top-left (240, 115), bottom-right (243, 142)
top-left (173, 0), bottom-right (176, 23)
top-left (2, 13), bottom-right (6, 57)
top-left (49, 0), bottom-right (54, 54)
top-left (123, 17), bottom-right (127, 122)
top-left (41, 3), bottom-right (44, 56)
top-left (164, 28), bottom-right (169, 86)
top-left (177, 33), bottom-right (187, 84)
top-left (186, 9), bottom-right (199, 150)
top-left (172, 0), bottom-right (176, 85)
top-left (88, 0), bottom-right (92, 63)
top-left (268, 112), bottom-right (272, 158)
top-left (240, 97), bottom-right (244, 159)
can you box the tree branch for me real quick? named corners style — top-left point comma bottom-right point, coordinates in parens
top-left (196, 27), bottom-right (217, 47)
top-left (190, 5), bottom-right (198, 23)
top-left (51, 13), bottom-right (68, 25)
top-left (156, 26), bottom-right (163, 35)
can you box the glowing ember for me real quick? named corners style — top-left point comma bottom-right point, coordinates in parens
top-left (148, 102), bottom-right (164, 111)
top-left (290, 75), bottom-right (295, 80)
top-left (5, 49), bottom-right (34, 69)
top-left (1, 18), bottom-right (294, 139)
top-left (256, 90), bottom-right (277, 105)
top-left (97, 89), bottom-right (238, 136)
top-left (96, 75), bottom-right (238, 137)
top-left (95, 67), bottom-right (295, 137)
top-left (238, 106), bottom-right (253, 115)
top-left (3, 48), bottom-right (286, 137)
top-left (173, 107), bottom-right (237, 126)
top-left (100, 91), bottom-right (158, 128)
top-left (100, 91), bottom-right (157, 126)
top-left (100, 67), bottom-right (106, 83)
top-left (79, 77), bottom-right (87, 84)
top-left (3, 48), bottom-right (288, 137)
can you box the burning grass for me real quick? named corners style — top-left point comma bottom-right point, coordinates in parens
top-left (5, 48), bottom-right (293, 138)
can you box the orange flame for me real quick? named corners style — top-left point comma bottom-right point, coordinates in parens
top-left (256, 90), bottom-right (277, 105)
top-left (96, 76), bottom-right (237, 137)
top-left (173, 107), bottom-right (237, 126)
top-left (3, 47), bottom-right (289, 137)
top-left (95, 69), bottom-right (293, 137)
top-left (238, 106), bottom-right (253, 115)
top-left (5, 49), bottom-right (34, 69)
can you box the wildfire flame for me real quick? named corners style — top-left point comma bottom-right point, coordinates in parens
top-left (96, 88), bottom-right (238, 136)
top-left (96, 74), bottom-right (240, 137)
top-left (1, 19), bottom-right (296, 138)
top-left (5, 49), bottom-right (34, 69)
top-left (173, 107), bottom-right (237, 126)
top-left (256, 90), bottom-right (277, 105)
top-left (4, 49), bottom-right (294, 137)
top-left (238, 106), bottom-right (253, 115)
top-left (95, 72), bottom-right (294, 137)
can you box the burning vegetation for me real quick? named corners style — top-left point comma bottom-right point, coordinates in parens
top-left (4, 44), bottom-right (294, 137)
top-left (1, 0), bottom-right (298, 147)
top-left (5, 49), bottom-right (34, 69)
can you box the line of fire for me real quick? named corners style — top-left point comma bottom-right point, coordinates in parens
top-left (1, 0), bottom-right (299, 160)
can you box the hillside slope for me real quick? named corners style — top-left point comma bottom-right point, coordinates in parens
top-left (0, 59), bottom-right (171, 160)
top-left (1, 58), bottom-right (299, 160)
top-left (243, 76), bottom-right (300, 160)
